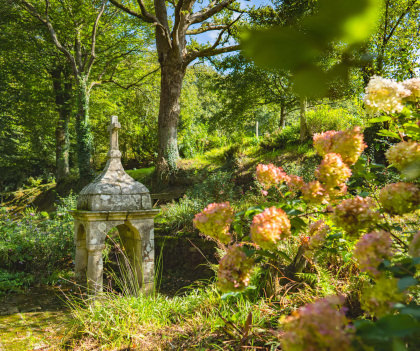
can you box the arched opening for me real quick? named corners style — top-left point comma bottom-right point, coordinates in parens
top-left (74, 223), bottom-right (88, 284)
top-left (102, 224), bottom-right (143, 296)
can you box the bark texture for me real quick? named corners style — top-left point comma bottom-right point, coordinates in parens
top-left (51, 64), bottom-right (72, 182)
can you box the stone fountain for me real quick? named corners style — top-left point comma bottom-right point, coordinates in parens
top-left (70, 116), bottom-right (159, 294)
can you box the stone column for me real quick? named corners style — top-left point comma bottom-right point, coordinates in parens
top-left (74, 221), bottom-right (88, 284)
top-left (131, 219), bottom-right (155, 294)
top-left (87, 244), bottom-right (105, 293)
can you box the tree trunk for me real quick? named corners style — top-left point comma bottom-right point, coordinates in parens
top-left (156, 61), bottom-right (185, 182)
top-left (51, 65), bottom-right (72, 183)
top-left (75, 75), bottom-right (94, 181)
top-left (299, 97), bottom-right (310, 142)
top-left (279, 102), bottom-right (286, 129)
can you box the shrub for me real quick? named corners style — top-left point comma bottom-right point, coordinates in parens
top-left (0, 193), bottom-right (76, 277)
top-left (306, 105), bottom-right (362, 135)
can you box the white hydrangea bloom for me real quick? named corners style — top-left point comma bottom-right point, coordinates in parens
top-left (402, 78), bottom-right (420, 101)
top-left (364, 76), bottom-right (411, 114)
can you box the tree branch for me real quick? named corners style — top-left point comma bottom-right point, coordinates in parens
top-left (384, 0), bottom-right (418, 44)
top-left (186, 44), bottom-right (240, 63)
top-left (109, 0), bottom-right (154, 22)
top-left (186, 23), bottom-right (229, 35)
top-left (189, 0), bottom-right (236, 24)
top-left (86, 1), bottom-right (106, 75)
top-left (19, 0), bottom-right (78, 75)
top-left (93, 67), bottom-right (160, 90)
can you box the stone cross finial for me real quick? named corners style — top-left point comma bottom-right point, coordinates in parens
top-left (108, 115), bottom-right (121, 158)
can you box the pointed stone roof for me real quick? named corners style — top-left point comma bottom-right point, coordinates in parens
top-left (77, 116), bottom-right (152, 211)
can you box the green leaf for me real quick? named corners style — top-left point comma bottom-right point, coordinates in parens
top-left (398, 277), bottom-right (418, 291)
top-left (369, 116), bottom-right (392, 123)
top-left (377, 130), bottom-right (400, 139)
top-left (392, 338), bottom-right (407, 351)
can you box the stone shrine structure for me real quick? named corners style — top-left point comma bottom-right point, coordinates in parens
top-left (70, 116), bottom-right (159, 294)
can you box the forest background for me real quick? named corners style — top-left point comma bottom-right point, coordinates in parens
top-left (1, 0), bottom-right (418, 191)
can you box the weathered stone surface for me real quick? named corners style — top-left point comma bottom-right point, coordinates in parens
top-left (70, 116), bottom-right (159, 296)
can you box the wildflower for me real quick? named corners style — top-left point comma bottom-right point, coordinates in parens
top-left (193, 202), bottom-right (234, 244)
top-left (408, 231), bottom-right (420, 257)
top-left (364, 75), bottom-right (411, 114)
top-left (361, 276), bottom-right (405, 318)
top-left (307, 220), bottom-right (330, 251)
top-left (385, 140), bottom-right (420, 172)
top-left (301, 181), bottom-right (329, 204)
top-left (286, 174), bottom-right (304, 193)
top-left (353, 230), bottom-right (393, 276)
top-left (315, 153), bottom-right (352, 192)
top-left (217, 244), bottom-right (254, 292)
top-left (379, 182), bottom-right (420, 215)
top-left (256, 163), bottom-right (289, 190)
top-left (333, 197), bottom-right (381, 237)
top-left (402, 77), bottom-right (420, 101)
top-left (313, 127), bottom-right (366, 165)
top-left (282, 295), bottom-right (353, 351)
top-left (250, 207), bottom-right (291, 250)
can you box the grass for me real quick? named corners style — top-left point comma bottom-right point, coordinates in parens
top-left (63, 283), bottom-right (283, 350)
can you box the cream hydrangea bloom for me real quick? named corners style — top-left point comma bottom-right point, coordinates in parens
top-left (364, 75), bottom-right (411, 114)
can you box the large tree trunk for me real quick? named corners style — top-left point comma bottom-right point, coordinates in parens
top-left (75, 75), bottom-right (94, 181)
top-left (299, 97), bottom-right (310, 142)
top-left (156, 60), bottom-right (185, 182)
top-left (51, 65), bottom-right (72, 183)
top-left (279, 102), bottom-right (286, 129)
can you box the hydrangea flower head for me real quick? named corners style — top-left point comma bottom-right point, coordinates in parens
top-left (402, 78), bottom-right (420, 101)
top-left (301, 181), bottom-right (329, 205)
top-left (314, 128), bottom-right (366, 165)
top-left (307, 220), bottom-right (330, 251)
top-left (217, 244), bottom-right (254, 292)
top-left (315, 153), bottom-right (352, 192)
top-left (286, 175), bottom-right (304, 193)
top-left (385, 140), bottom-right (420, 171)
top-left (408, 231), bottom-right (420, 257)
top-left (364, 75), bottom-right (411, 114)
top-left (313, 130), bottom-right (338, 156)
top-left (256, 163), bottom-right (289, 190)
top-left (333, 197), bottom-right (381, 236)
top-left (250, 206), bottom-right (291, 250)
top-left (282, 295), bottom-right (353, 351)
top-left (379, 182), bottom-right (420, 215)
top-left (353, 230), bottom-right (393, 276)
top-left (193, 202), bottom-right (234, 244)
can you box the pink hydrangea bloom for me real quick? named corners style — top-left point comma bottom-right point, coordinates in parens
top-left (307, 220), bottom-right (330, 251)
top-left (402, 78), bottom-right (420, 101)
top-left (286, 174), bottom-right (304, 193)
top-left (250, 207), bottom-right (291, 250)
top-left (256, 163), bottom-right (290, 190)
top-left (385, 140), bottom-right (420, 172)
top-left (313, 130), bottom-right (338, 156)
top-left (315, 153), bottom-right (352, 192)
top-left (217, 244), bottom-right (254, 292)
top-left (282, 295), bottom-right (353, 351)
top-left (301, 181), bottom-right (329, 204)
top-left (408, 231), bottom-right (420, 257)
top-left (333, 197), bottom-right (381, 237)
top-left (379, 182), bottom-right (420, 215)
top-left (313, 127), bottom-right (366, 165)
top-left (193, 202), bottom-right (234, 244)
top-left (353, 230), bottom-right (393, 276)
top-left (364, 75), bottom-right (411, 114)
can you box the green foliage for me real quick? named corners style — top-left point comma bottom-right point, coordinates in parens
top-left (242, 0), bottom-right (382, 97)
top-left (0, 269), bottom-right (34, 295)
top-left (0, 194), bottom-right (76, 277)
top-left (306, 105), bottom-right (363, 134)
